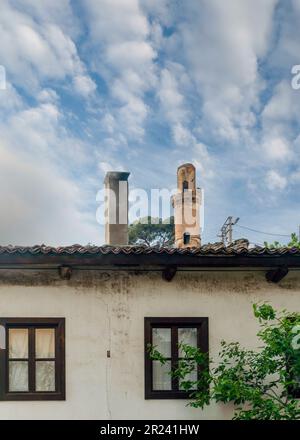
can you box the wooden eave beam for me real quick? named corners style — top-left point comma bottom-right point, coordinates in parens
top-left (265, 266), bottom-right (289, 283)
top-left (162, 265), bottom-right (177, 282)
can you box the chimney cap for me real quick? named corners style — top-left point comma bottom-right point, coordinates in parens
top-left (104, 171), bottom-right (130, 183)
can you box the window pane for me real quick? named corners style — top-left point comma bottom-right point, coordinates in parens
top-left (36, 361), bottom-right (55, 391)
top-left (152, 328), bottom-right (171, 357)
top-left (35, 328), bottom-right (55, 358)
top-left (178, 328), bottom-right (197, 357)
top-left (9, 361), bottom-right (28, 392)
top-left (9, 329), bottom-right (28, 359)
top-left (179, 361), bottom-right (198, 390)
top-left (152, 360), bottom-right (171, 390)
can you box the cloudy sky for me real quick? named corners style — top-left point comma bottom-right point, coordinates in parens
top-left (0, 0), bottom-right (300, 246)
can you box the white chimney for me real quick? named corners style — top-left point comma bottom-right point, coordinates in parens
top-left (104, 172), bottom-right (130, 246)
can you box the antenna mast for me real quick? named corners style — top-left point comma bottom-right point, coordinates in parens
top-left (218, 216), bottom-right (240, 246)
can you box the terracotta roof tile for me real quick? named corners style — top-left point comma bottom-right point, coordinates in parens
top-left (0, 239), bottom-right (299, 256)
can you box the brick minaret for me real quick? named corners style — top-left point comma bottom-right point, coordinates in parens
top-left (172, 163), bottom-right (201, 248)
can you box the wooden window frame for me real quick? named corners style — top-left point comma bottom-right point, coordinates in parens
top-left (287, 359), bottom-right (300, 399)
top-left (0, 318), bottom-right (65, 401)
top-left (145, 317), bottom-right (209, 399)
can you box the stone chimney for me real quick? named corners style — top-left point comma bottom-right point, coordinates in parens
top-left (104, 171), bottom-right (130, 246)
top-left (172, 163), bottom-right (201, 248)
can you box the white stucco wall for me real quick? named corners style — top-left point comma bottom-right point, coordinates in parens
top-left (0, 268), bottom-right (299, 420)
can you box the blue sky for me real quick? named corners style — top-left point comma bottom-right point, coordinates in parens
top-left (0, 0), bottom-right (300, 246)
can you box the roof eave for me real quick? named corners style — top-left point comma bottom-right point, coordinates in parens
top-left (0, 252), bottom-right (300, 269)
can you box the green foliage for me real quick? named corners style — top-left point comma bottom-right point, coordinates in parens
top-left (253, 303), bottom-right (276, 321)
top-left (263, 240), bottom-right (281, 249)
top-left (264, 232), bottom-right (300, 249)
top-left (288, 233), bottom-right (300, 249)
top-left (147, 343), bottom-right (167, 364)
top-left (128, 216), bottom-right (174, 247)
top-left (149, 303), bottom-right (300, 420)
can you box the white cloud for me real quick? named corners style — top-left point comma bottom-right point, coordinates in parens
top-left (158, 67), bottom-right (187, 125)
top-left (177, 0), bottom-right (277, 143)
top-left (73, 74), bottom-right (97, 97)
top-left (12, 0), bottom-right (80, 37)
top-left (0, 0), bottom-right (95, 97)
top-left (37, 88), bottom-right (59, 104)
top-left (84, 0), bottom-right (157, 141)
top-left (0, 82), bottom-right (24, 113)
top-left (262, 137), bottom-right (292, 161)
top-left (156, 62), bottom-right (215, 180)
top-left (106, 41), bottom-right (155, 71)
top-left (85, 0), bottom-right (149, 43)
top-left (265, 170), bottom-right (287, 191)
top-left (0, 88), bottom-right (101, 245)
top-left (141, 0), bottom-right (173, 27)
top-left (268, 0), bottom-right (300, 69)
top-left (2, 102), bottom-right (60, 156)
top-left (260, 79), bottom-right (300, 163)
top-left (101, 113), bottom-right (116, 135)
top-left (98, 161), bottom-right (124, 174)
top-left (262, 80), bottom-right (300, 124)
top-left (0, 142), bottom-right (99, 245)
top-left (173, 124), bottom-right (192, 146)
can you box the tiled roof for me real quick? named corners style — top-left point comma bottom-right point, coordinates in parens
top-left (0, 239), bottom-right (299, 256)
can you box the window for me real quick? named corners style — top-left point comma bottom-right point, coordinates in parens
top-left (145, 317), bottom-right (208, 399)
top-left (183, 232), bottom-right (191, 245)
top-left (182, 180), bottom-right (189, 191)
top-left (0, 318), bottom-right (65, 400)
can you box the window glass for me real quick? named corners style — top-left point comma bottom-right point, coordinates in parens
top-left (9, 329), bottom-right (28, 359)
top-left (9, 361), bottom-right (28, 392)
top-left (35, 328), bottom-right (55, 358)
top-left (152, 328), bottom-right (171, 358)
top-left (178, 328), bottom-right (197, 357)
top-left (36, 361), bottom-right (55, 392)
top-left (153, 360), bottom-right (172, 390)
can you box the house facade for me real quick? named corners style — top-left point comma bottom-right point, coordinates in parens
top-left (0, 163), bottom-right (299, 419)
top-left (0, 243), bottom-right (299, 420)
